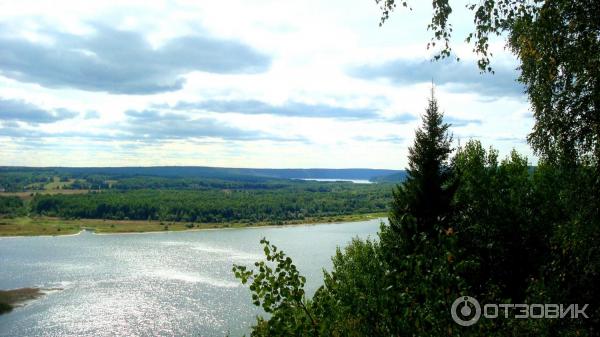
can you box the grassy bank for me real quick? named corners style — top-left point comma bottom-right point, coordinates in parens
top-left (0, 212), bottom-right (386, 237)
top-left (0, 288), bottom-right (44, 315)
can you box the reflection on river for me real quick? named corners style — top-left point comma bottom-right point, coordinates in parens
top-left (0, 219), bottom-right (382, 337)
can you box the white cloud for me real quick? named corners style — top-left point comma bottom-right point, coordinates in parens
top-left (0, 0), bottom-right (535, 168)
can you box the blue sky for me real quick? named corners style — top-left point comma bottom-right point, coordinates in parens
top-left (0, 0), bottom-right (534, 168)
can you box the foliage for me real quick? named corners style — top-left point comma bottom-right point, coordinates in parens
top-left (376, 0), bottom-right (600, 165)
top-left (0, 166), bottom-right (403, 192)
top-left (528, 163), bottom-right (600, 334)
top-left (377, 90), bottom-right (468, 335)
top-left (0, 196), bottom-right (26, 217)
top-left (315, 238), bottom-right (390, 336)
top-left (452, 141), bottom-right (540, 301)
top-left (28, 184), bottom-right (390, 223)
top-left (234, 119), bottom-right (598, 336)
top-left (1, 167), bottom-right (395, 224)
top-left (388, 88), bottom-right (455, 238)
top-left (236, 143), bottom-right (598, 336)
top-left (233, 238), bottom-right (317, 336)
top-left (509, 1), bottom-right (600, 164)
top-left (0, 169), bottom-right (54, 191)
top-left (235, 92), bottom-right (468, 336)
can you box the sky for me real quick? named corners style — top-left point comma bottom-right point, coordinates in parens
top-left (0, 0), bottom-right (535, 169)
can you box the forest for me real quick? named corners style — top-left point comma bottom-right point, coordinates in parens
top-left (0, 166), bottom-right (402, 192)
top-left (234, 92), bottom-right (598, 337)
top-left (27, 185), bottom-right (390, 223)
top-left (232, 1), bottom-right (599, 335)
top-left (0, 170), bottom-right (394, 225)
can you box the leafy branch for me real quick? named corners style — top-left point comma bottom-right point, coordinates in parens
top-left (233, 238), bottom-right (318, 335)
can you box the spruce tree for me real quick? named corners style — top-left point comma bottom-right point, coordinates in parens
top-left (388, 87), bottom-right (455, 240)
top-left (378, 88), bottom-right (465, 335)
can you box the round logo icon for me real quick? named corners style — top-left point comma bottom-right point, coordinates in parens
top-left (451, 296), bottom-right (481, 326)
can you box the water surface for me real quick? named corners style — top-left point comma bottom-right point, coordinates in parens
top-left (294, 178), bottom-right (373, 184)
top-left (0, 219), bottom-right (382, 336)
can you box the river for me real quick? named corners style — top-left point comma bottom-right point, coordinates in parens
top-left (0, 219), bottom-right (383, 336)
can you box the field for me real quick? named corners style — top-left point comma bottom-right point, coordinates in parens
top-left (0, 213), bottom-right (386, 236)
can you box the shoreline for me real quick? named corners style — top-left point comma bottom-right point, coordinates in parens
top-left (92, 216), bottom-right (387, 236)
top-left (0, 288), bottom-right (53, 315)
top-left (0, 213), bottom-right (387, 237)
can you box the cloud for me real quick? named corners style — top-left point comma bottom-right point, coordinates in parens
top-left (445, 116), bottom-right (482, 127)
top-left (0, 23), bottom-right (270, 94)
top-left (354, 135), bottom-right (404, 144)
top-left (0, 123), bottom-right (124, 141)
top-left (0, 106), bottom-right (306, 143)
top-left (123, 109), bottom-right (304, 142)
top-left (385, 113), bottom-right (417, 124)
top-left (350, 58), bottom-right (524, 98)
top-left (0, 125), bottom-right (32, 138)
top-left (380, 135), bottom-right (405, 143)
top-left (172, 100), bottom-right (381, 120)
top-left (84, 110), bottom-right (100, 119)
top-left (1, 121), bottom-right (19, 128)
top-left (0, 98), bottom-right (78, 124)
top-left (495, 136), bottom-right (527, 143)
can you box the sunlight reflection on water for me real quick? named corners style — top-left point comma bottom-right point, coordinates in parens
top-left (0, 219), bottom-right (382, 336)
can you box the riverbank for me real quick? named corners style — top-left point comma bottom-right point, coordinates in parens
top-left (0, 213), bottom-right (386, 237)
top-left (0, 288), bottom-right (46, 315)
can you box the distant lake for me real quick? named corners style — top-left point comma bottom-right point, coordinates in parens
top-left (0, 219), bottom-right (383, 337)
top-left (294, 178), bottom-right (374, 184)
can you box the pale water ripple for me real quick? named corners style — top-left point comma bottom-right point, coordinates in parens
top-left (0, 219), bottom-right (382, 336)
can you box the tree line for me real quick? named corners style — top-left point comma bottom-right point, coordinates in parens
top-left (233, 89), bottom-right (598, 336)
top-left (233, 1), bottom-right (599, 334)
top-left (16, 184), bottom-right (391, 223)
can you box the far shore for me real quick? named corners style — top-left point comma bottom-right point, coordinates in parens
top-left (0, 213), bottom-right (386, 237)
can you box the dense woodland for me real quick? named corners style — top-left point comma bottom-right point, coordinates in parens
top-left (0, 172), bottom-right (393, 223)
top-left (28, 186), bottom-right (390, 223)
top-left (0, 196), bottom-right (24, 217)
top-left (233, 1), bottom-right (600, 329)
top-left (234, 90), bottom-right (599, 336)
top-left (0, 167), bottom-right (402, 192)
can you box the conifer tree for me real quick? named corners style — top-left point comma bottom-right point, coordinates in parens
top-left (376, 88), bottom-right (464, 335)
top-left (388, 86), bottom-right (455, 241)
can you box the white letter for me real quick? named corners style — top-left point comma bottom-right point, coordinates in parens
top-left (574, 304), bottom-right (589, 319)
top-left (515, 304), bottom-right (528, 319)
top-left (499, 304), bottom-right (513, 318)
top-left (484, 304), bottom-right (498, 318)
top-left (545, 304), bottom-right (559, 318)
top-left (560, 304), bottom-right (574, 318)
top-left (530, 304), bottom-right (544, 318)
